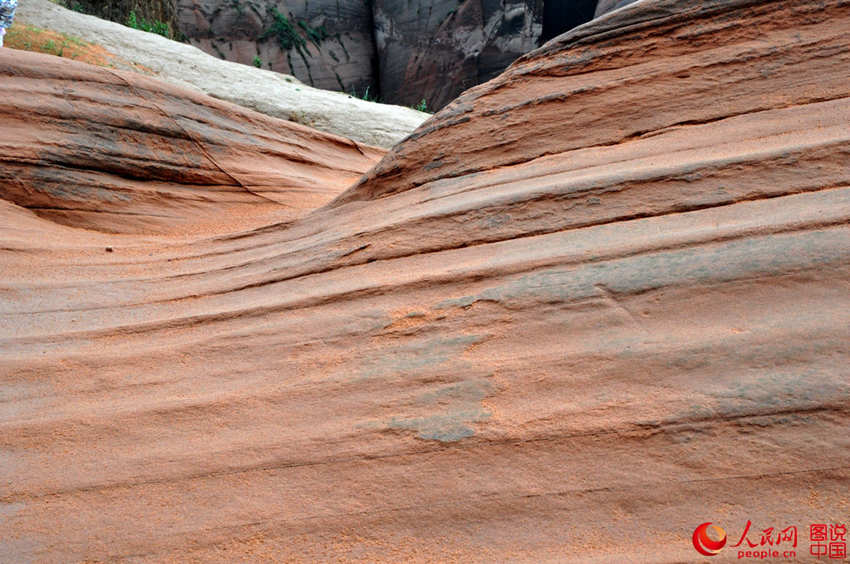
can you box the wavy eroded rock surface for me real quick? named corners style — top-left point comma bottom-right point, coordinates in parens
top-left (0, 50), bottom-right (383, 234)
top-left (1, 0), bottom-right (849, 561)
top-left (16, 0), bottom-right (430, 149)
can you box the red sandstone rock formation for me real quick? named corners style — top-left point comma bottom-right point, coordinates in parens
top-left (0, 50), bottom-right (383, 235)
top-left (1, 0), bottom-right (848, 561)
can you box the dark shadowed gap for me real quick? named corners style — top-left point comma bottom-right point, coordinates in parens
top-left (365, 0), bottom-right (382, 101)
top-left (540, 0), bottom-right (599, 44)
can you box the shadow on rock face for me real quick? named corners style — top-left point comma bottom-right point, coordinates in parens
top-left (541, 0), bottom-right (600, 44)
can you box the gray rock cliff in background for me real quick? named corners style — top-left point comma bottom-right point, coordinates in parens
top-left (373, 0), bottom-right (544, 110)
top-left (61, 0), bottom-right (605, 110)
top-left (175, 0), bottom-right (604, 110)
top-left (178, 0), bottom-right (376, 97)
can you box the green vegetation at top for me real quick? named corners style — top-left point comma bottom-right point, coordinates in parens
top-left (263, 8), bottom-right (306, 54)
top-left (297, 20), bottom-right (328, 48)
top-left (126, 10), bottom-right (172, 38)
top-left (262, 8), bottom-right (328, 56)
top-left (354, 86), bottom-right (378, 103)
top-left (60, 2), bottom-right (173, 39)
top-left (348, 87), bottom-right (432, 114)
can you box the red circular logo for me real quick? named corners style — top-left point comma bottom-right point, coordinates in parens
top-left (693, 522), bottom-right (727, 556)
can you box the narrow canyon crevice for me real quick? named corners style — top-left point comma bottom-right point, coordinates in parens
top-left (541, 0), bottom-right (600, 44)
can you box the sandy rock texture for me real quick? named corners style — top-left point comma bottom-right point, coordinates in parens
top-left (0, 50), bottom-right (383, 234)
top-left (1, 0), bottom-right (849, 561)
top-left (15, 0), bottom-right (429, 148)
top-left (179, 0), bottom-right (376, 97)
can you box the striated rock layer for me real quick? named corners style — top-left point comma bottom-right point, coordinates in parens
top-left (17, 0), bottom-right (429, 148)
top-left (1, 0), bottom-right (849, 562)
top-left (0, 50), bottom-right (383, 234)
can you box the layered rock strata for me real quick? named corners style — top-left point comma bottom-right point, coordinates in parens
top-left (1, 0), bottom-right (849, 561)
top-left (0, 50), bottom-right (383, 234)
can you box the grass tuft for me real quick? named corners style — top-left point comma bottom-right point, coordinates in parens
top-left (126, 10), bottom-right (172, 39)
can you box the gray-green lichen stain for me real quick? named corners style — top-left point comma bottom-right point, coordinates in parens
top-left (388, 378), bottom-right (493, 442)
top-left (354, 335), bottom-right (485, 381)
